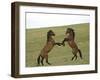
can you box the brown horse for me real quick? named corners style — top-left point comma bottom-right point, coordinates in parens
top-left (37, 30), bottom-right (61, 66)
top-left (62, 28), bottom-right (82, 60)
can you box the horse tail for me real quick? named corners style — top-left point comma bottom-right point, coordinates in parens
top-left (78, 49), bottom-right (82, 59)
top-left (37, 55), bottom-right (41, 65)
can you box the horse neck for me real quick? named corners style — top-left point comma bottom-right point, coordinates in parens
top-left (69, 32), bottom-right (75, 40)
top-left (47, 36), bottom-right (54, 42)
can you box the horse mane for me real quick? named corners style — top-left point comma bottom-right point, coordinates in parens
top-left (72, 30), bottom-right (75, 40)
top-left (47, 33), bottom-right (49, 42)
top-left (47, 30), bottom-right (52, 42)
top-left (68, 28), bottom-right (75, 40)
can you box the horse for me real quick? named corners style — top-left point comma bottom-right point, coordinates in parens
top-left (62, 28), bottom-right (82, 60)
top-left (37, 30), bottom-right (61, 66)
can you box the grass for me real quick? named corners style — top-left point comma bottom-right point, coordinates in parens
top-left (26, 23), bottom-right (89, 67)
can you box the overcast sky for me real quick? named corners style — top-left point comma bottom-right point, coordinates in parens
top-left (26, 12), bottom-right (90, 29)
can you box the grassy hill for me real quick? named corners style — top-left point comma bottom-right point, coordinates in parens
top-left (26, 23), bottom-right (89, 67)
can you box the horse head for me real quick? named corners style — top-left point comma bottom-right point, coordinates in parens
top-left (66, 28), bottom-right (75, 40)
top-left (47, 30), bottom-right (55, 37)
top-left (66, 28), bottom-right (74, 34)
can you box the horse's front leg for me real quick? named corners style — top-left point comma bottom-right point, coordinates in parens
top-left (61, 38), bottom-right (69, 46)
top-left (54, 42), bottom-right (62, 46)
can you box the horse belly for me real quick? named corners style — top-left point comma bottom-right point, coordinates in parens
top-left (68, 41), bottom-right (78, 49)
top-left (46, 44), bottom-right (54, 52)
top-left (44, 44), bottom-right (54, 52)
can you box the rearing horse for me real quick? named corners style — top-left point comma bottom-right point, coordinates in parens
top-left (37, 30), bottom-right (61, 66)
top-left (62, 28), bottom-right (82, 60)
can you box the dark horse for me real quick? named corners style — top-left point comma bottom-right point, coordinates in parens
top-left (62, 28), bottom-right (82, 60)
top-left (37, 30), bottom-right (61, 66)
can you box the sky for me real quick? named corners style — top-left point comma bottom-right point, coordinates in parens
top-left (26, 12), bottom-right (90, 29)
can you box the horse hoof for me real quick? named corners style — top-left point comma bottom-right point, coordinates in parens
top-left (49, 63), bottom-right (51, 65)
top-left (37, 64), bottom-right (40, 66)
top-left (71, 58), bottom-right (74, 61)
top-left (48, 63), bottom-right (51, 65)
top-left (62, 44), bottom-right (65, 46)
top-left (81, 57), bottom-right (83, 59)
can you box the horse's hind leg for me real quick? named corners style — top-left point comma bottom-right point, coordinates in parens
top-left (46, 55), bottom-right (51, 65)
top-left (41, 57), bottom-right (44, 66)
top-left (71, 50), bottom-right (77, 61)
top-left (71, 55), bottom-right (77, 60)
top-left (78, 49), bottom-right (82, 59)
top-left (74, 55), bottom-right (77, 60)
top-left (37, 55), bottom-right (41, 66)
top-left (71, 55), bottom-right (75, 60)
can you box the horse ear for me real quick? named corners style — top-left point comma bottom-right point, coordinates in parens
top-left (67, 28), bottom-right (74, 32)
top-left (72, 29), bottom-right (74, 32)
top-left (48, 30), bottom-right (52, 33)
top-left (69, 28), bottom-right (74, 32)
top-left (47, 30), bottom-right (52, 35)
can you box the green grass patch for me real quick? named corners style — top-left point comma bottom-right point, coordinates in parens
top-left (26, 23), bottom-right (89, 67)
